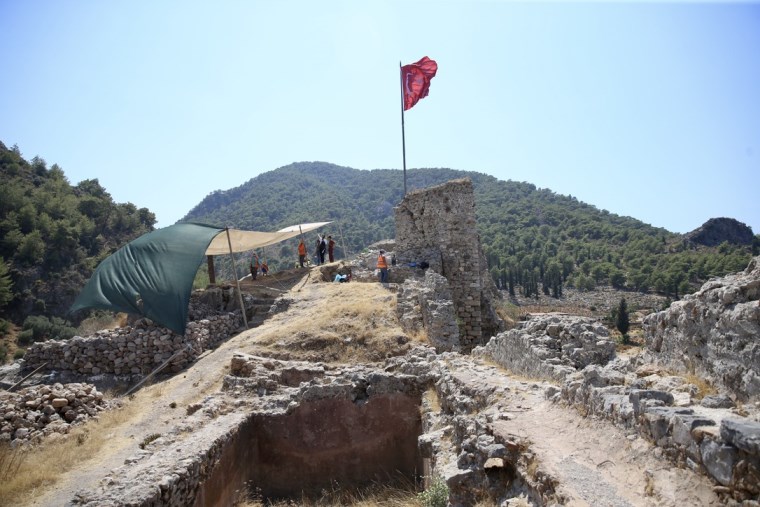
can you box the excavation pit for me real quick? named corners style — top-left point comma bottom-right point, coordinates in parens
top-left (196, 392), bottom-right (424, 505)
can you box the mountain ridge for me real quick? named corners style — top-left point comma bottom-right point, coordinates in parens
top-left (182, 161), bottom-right (757, 299)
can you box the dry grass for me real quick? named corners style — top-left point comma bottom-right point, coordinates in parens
top-left (0, 403), bottom-right (131, 506)
top-left (683, 373), bottom-right (717, 400)
top-left (76, 312), bottom-right (128, 336)
top-left (234, 480), bottom-right (423, 507)
top-left (423, 388), bottom-right (442, 413)
top-left (245, 283), bottom-right (412, 363)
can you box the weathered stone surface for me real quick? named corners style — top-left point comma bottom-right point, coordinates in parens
top-left (643, 256), bottom-right (760, 402)
top-left (0, 382), bottom-right (116, 445)
top-left (397, 271), bottom-right (461, 353)
top-left (23, 312), bottom-right (240, 376)
top-left (721, 418), bottom-right (760, 456)
top-left (394, 179), bottom-right (503, 351)
top-left (700, 438), bottom-right (739, 486)
top-left (474, 314), bottom-right (614, 381)
top-left (701, 394), bottom-right (735, 409)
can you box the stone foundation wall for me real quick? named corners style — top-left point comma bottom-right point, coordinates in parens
top-left (23, 313), bottom-right (240, 375)
top-left (394, 178), bottom-right (501, 351)
top-left (396, 271), bottom-right (461, 353)
top-left (560, 359), bottom-right (760, 503)
top-left (643, 256), bottom-right (760, 402)
top-left (474, 314), bottom-right (616, 381)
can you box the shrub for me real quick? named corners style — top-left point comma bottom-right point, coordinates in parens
top-left (417, 476), bottom-right (449, 507)
top-left (17, 329), bottom-right (34, 346)
top-left (0, 319), bottom-right (9, 336)
top-left (13, 349), bottom-right (25, 360)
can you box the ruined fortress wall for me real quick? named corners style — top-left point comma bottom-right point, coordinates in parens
top-left (23, 313), bottom-right (240, 375)
top-left (394, 179), bottom-right (500, 350)
top-left (643, 256), bottom-right (760, 402)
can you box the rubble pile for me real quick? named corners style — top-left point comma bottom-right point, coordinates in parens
top-left (0, 382), bottom-right (116, 446)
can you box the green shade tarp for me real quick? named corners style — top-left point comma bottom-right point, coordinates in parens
top-left (70, 223), bottom-right (224, 335)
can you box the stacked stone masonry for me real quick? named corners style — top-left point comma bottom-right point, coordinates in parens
top-left (396, 270), bottom-right (461, 353)
top-left (23, 313), bottom-right (241, 375)
top-left (394, 178), bottom-right (501, 351)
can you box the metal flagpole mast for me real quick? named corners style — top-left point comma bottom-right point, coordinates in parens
top-left (399, 61), bottom-right (407, 196)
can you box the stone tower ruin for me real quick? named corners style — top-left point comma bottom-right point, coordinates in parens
top-left (394, 178), bottom-right (501, 351)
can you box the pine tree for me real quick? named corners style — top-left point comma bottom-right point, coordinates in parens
top-left (616, 297), bottom-right (630, 344)
top-left (0, 257), bottom-right (13, 309)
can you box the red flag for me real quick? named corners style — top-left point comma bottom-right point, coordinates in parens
top-left (401, 56), bottom-right (438, 111)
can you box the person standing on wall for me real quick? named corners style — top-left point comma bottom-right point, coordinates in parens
top-left (298, 239), bottom-right (307, 268)
top-left (314, 235), bottom-right (322, 265)
top-left (319, 235), bottom-right (327, 265)
top-left (327, 235), bottom-right (336, 263)
top-left (250, 252), bottom-right (259, 281)
top-left (377, 249), bottom-right (389, 284)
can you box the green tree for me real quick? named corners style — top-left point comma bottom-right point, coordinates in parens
top-left (616, 297), bottom-right (630, 344)
top-left (0, 257), bottom-right (13, 308)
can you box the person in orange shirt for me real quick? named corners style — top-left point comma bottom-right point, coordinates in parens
top-left (377, 249), bottom-right (389, 284)
top-left (298, 239), bottom-right (307, 268)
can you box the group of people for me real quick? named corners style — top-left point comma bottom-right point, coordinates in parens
top-left (249, 252), bottom-right (269, 280)
top-left (297, 234), bottom-right (336, 267)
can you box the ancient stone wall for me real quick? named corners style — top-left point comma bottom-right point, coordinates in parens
top-left (560, 357), bottom-right (760, 503)
top-left (23, 313), bottom-right (240, 375)
top-left (642, 255), bottom-right (760, 402)
top-left (473, 307), bottom-right (760, 503)
top-left (394, 178), bottom-right (501, 351)
top-left (396, 271), bottom-right (461, 353)
top-left (474, 314), bottom-right (616, 381)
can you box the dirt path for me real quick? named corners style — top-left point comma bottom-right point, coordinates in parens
top-left (451, 360), bottom-right (720, 506)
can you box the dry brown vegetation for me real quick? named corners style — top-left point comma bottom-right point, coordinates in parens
top-left (683, 373), bottom-right (718, 400)
top-left (240, 282), bottom-right (421, 363)
top-left (0, 403), bottom-right (131, 505)
top-left (234, 478), bottom-right (423, 507)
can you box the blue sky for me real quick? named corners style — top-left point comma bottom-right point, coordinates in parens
top-left (1, 1), bottom-right (758, 234)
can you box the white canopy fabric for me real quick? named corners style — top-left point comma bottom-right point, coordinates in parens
top-left (204, 222), bottom-right (331, 255)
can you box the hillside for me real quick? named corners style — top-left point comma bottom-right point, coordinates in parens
top-left (183, 161), bottom-right (757, 299)
top-left (0, 142), bottom-right (156, 348)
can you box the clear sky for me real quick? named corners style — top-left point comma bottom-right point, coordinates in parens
top-left (1, 1), bottom-right (758, 234)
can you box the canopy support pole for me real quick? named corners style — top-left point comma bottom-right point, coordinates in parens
top-left (226, 227), bottom-right (249, 330)
top-left (206, 255), bottom-right (216, 285)
top-left (338, 221), bottom-right (349, 259)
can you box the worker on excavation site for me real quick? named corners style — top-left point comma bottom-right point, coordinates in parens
top-left (298, 239), bottom-right (307, 268)
top-left (377, 249), bottom-right (389, 284)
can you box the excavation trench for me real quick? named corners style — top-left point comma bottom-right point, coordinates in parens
top-left (195, 393), bottom-right (424, 506)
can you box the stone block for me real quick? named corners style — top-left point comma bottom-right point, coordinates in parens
top-left (671, 414), bottom-right (715, 447)
top-left (700, 438), bottom-right (738, 486)
top-left (721, 418), bottom-right (760, 456)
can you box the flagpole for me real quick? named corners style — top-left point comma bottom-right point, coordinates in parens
top-left (399, 61), bottom-right (407, 196)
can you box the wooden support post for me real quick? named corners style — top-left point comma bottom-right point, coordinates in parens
top-left (207, 255), bottom-right (216, 285)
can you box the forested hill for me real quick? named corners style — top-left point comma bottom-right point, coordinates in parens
top-left (183, 162), bottom-right (757, 298)
top-left (0, 142), bottom-right (156, 329)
